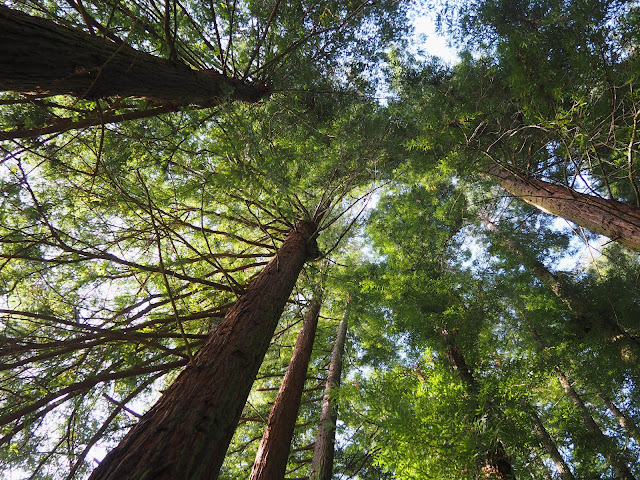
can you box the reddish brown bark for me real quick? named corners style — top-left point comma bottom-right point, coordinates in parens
top-left (488, 163), bottom-right (640, 251)
top-left (481, 443), bottom-right (515, 480)
top-left (309, 315), bottom-right (347, 480)
top-left (89, 221), bottom-right (319, 480)
top-left (250, 295), bottom-right (322, 480)
top-left (0, 5), bottom-right (269, 104)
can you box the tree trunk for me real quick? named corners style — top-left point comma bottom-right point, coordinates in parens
top-left (481, 442), bottom-right (515, 480)
top-left (529, 408), bottom-right (576, 480)
top-left (0, 5), bottom-right (268, 104)
top-left (488, 162), bottom-right (640, 251)
top-left (555, 368), bottom-right (636, 480)
top-left (250, 295), bottom-right (322, 480)
top-left (309, 315), bottom-right (347, 480)
top-left (89, 221), bottom-right (319, 480)
top-left (530, 328), bottom-right (636, 480)
top-left (484, 219), bottom-right (640, 361)
top-left (598, 394), bottom-right (640, 445)
top-left (441, 329), bottom-right (515, 480)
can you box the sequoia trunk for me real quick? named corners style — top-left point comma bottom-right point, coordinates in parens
top-left (488, 163), bottom-right (640, 251)
top-left (89, 221), bottom-right (319, 480)
top-left (484, 219), bottom-right (640, 361)
top-left (250, 295), bottom-right (322, 480)
top-left (530, 329), bottom-right (636, 480)
top-left (598, 394), bottom-right (640, 444)
top-left (309, 315), bottom-right (347, 480)
top-left (0, 5), bottom-right (268, 104)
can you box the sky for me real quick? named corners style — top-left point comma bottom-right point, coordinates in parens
top-left (412, 8), bottom-right (460, 64)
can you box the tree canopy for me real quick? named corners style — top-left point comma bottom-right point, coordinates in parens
top-left (2, 0), bottom-right (640, 479)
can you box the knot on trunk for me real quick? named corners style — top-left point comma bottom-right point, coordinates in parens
top-left (305, 236), bottom-right (321, 261)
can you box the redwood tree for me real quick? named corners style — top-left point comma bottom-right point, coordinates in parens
top-left (89, 220), bottom-right (320, 480)
top-left (250, 294), bottom-right (322, 480)
top-left (0, 5), bottom-right (267, 106)
top-left (309, 314), bottom-right (348, 480)
top-left (488, 163), bottom-right (640, 252)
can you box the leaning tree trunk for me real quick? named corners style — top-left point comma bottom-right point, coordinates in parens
top-left (554, 368), bottom-right (637, 480)
top-left (530, 329), bottom-right (637, 480)
top-left (0, 5), bottom-right (268, 104)
top-left (250, 295), bottom-right (323, 480)
top-left (528, 408), bottom-right (576, 480)
top-left (441, 330), bottom-right (516, 480)
top-left (484, 219), bottom-right (640, 361)
top-left (309, 315), bottom-right (348, 480)
top-left (89, 221), bottom-right (319, 480)
top-left (598, 393), bottom-right (640, 445)
top-left (488, 162), bottom-right (640, 251)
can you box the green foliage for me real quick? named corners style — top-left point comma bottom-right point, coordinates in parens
top-left (3, 1), bottom-right (640, 479)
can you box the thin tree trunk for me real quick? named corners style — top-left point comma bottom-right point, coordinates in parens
top-left (441, 329), bottom-right (516, 480)
top-left (0, 5), bottom-right (268, 104)
top-left (488, 162), bottom-right (640, 251)
top-left (484, 219), bottom-right (640, 361)
top-left (598, 393), bottom-right (640, 444)
top-left (250, 295), bottom-right (323, 480)
top-left (529, 408), bottom-right (576, 480)
top-left (554, 368), bottom-right (636, 480)
top-left (89, 221), bottom-right (319, 480)
top-left (309, 315), bottom-right (348, 480)
top-left (530, 328), bottom-right (636, 480)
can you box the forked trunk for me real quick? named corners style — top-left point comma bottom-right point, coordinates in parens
top-left (488, 163), bottom-right (640, 251)
top-left (89, 221), bottom-right (319, 480)
top-left (0, 5), bottom-right (268, 104)
top-left (250, 295), bottom-right (322, 480)
top-left (309, 315), bottom-right (347, 480)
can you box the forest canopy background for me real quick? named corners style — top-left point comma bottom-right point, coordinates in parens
top-left (1, 1), bottom-right (640, 479)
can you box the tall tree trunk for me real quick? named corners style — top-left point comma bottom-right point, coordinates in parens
top-left (250, 295), bottom-right (323, 480)
top-left (554, 368), bottom-right (637, 480)
top-left (597, 393), bottom-right (640, 445)
top-left (484, 219), bottom-right (640, 361)
top-left (488, 162), bottom-right (640, 251)
top-left (529, 408), bottom-right (576, 480)
top-left (530, 329), bottom-right (636, 480)
top-left (309, 315), bottom-right (348, 480)
top-left (441, 330), bottom-right (516, 480)
top-left (0, 5), bottom-right (268, 104)
top-left (89, 221), bottom-right (319, 480)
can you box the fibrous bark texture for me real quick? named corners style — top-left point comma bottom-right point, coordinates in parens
top-left (250, 295), bottom-right (322, 480)
top-left (309, 315), bottom-right (347, 480)
top-left (489, 163), bottom-right (640, 252)
top-left (0, 5), bottom-right (269, 104)
top-left (89, 221), bottom-right (319, 480)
